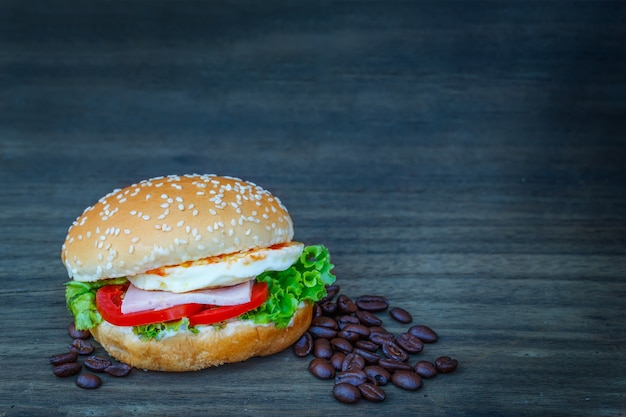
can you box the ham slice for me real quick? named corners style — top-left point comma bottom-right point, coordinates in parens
top-left (121, 280), bottom-right (253, 314)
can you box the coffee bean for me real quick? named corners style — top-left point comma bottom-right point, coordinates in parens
top-left (341, 352), bottom-right (366, 372)
top-left (336, 315), bottom-right (360, 330)
top-left (355, 295), bottom-right (389, 312)
top-left (381, 340), bottom-right (408, 362)
top-left (293, 332), bottom-right (313, 357)
top-left (309, 326), bottom-right (338, 339)
top-left (68, 339), bottom-right (94, 355)
top-left (320, 284), bottom-right (340, 303)
top-left (355, 310), bottom-right (382, 327)
top-left (395, 333), bottom-right (424, 354)
top-left (335, 370), bottom-right (367, 386)
top-left (389, 307), bottom-right (413, 324)
top-left (311, 316), bottom-right (338, 329)
top-left (341, 324), bottom-right (370, 338)
top-left (355, 340), bottom-right (379, 352)
top-left (53, 362), bottom-right (82, 377)
top-left (358, 382), bottom-right (386, 402)
top-left (352, 348), bottom-right (381, 365)
top-left (104, 363), bottom-right (132, 377)
top-left (313, 338), bottom-right (333, 359)
top-left (308, 358), bottom-right (335, 380)
top-left (319, 301), bottom-right (338, 316)
top-left (67, 322), bottom-right (91, 340)
top-left (333, 382), bottom-right (362, 404)
top-left (435, 356), bottom-right (459, 373)
top-left (408, 324), bottom-right (438, 343)
top-left (391, 370), bottom-right (423, 391)
top-left (414, 360), bottom-right (438, 378)
top-left (76, 373), bottom-right (102, 389)
top-left (337, 294), bottom-right (358, 314)
top-left (330, 352), bottom-right (346, 370)
top-left (330, 337), bottom-right (353, 354)
top-left (378, 358), bottom-right (412, 373)
top-left (369, 327), bottom-right (395, 345)
top-left (363, 365), bottom-right (391, 386)
top-left (312, 303), bottom-right (323, 318)
top-left (49, 351), bottom-right (78, 366)
top-left (84, 355), bottom-right (112, 372)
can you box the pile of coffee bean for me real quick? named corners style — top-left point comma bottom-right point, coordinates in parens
top-left (49, 322), bottom-right (132, 389)
top-left (293, 285), bottom-right (458, 404)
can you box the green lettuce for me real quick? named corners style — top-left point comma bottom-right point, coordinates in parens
top-left (241, 244), bottom-right (336, 328)
top-left (133, 318), bottom-right (198, 341)
top-left (65, 277), bottom-right (128, 330)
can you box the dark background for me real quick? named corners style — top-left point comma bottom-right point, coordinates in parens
top-left (1, 1), bottom-right (625, 416)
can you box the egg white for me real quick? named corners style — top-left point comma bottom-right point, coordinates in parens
top-left (127, 242), bottom-right (304, 293)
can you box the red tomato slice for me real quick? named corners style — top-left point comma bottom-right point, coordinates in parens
top-left (96, 282), bottom-right (268, 327)
top-left (188, 282), bottom-right (268, 326)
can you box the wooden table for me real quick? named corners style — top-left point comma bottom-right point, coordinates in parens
top-left (1, 1), bottom-right (625, 416)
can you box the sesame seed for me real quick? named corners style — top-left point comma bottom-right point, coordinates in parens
top-left (123, 229), bottom-right (130, 235)
top-left (192, 209), bottom-right (199, 216)
top-left (131, 237), bottom-right (139, 243)
top-left (142, 214), bottom-right (150, 220)
top-left (178, 204), bottom-right (185, 211)
top-left (198, 244), bottom-right (206, 250)
top-left (177, 220), bottom-right (185, 227)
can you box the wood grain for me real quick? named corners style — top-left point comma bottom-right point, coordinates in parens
top-left (1, 1), bottom-right (625, 416)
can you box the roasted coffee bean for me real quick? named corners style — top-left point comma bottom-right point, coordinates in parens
top-left (355, 295), bottom-right (389, 312)
top-left (363, 365), bottom-right (391, 386)
top-left (336, 315), bottom-right (360, 330)
top-left (68, 339), bottom-right (94, 355)
top-left (312, 303), bottom-right (323, 318)
top-left (330, 352), bottom-right (346, 370)
top-left (378, 358), bottom-right (412, 373)
top-left (104, 363), bottom-right (132, 377)
top-left (333, 382), bottom-right (361, 404)
top-left (355, 340), bottom-right (379, 352)
top-left (337, 330), bottom-right (360, 343)
top-left (308, 358), bottom-right (335, 379)
top-left (435, 356), bottom-right (459, 373)
top-left (337, 294), bottom-right (358, 314)
top-left (76, 373), bottom-right (102, 389)
top-left (313, 338), bottom-right (333, 359)
top-left (49, 351), bottom-right (78, 366)
top-left (53, 362), bottom-right (82, 377)
top-left (309, 326), bottom-right (338, 339)
top-left (67, 322), bottom-right (91, 340)
top-left (408, 324), bottom-right (438, 343)
top-left (330, 337), bottom-right (353, 354)
top-left (391, 370), bottom-right (423, 391)
top-left (381, 340), bottom-right (409, 362)
top-left (319, 301), bottom-right (338, 316)
top-left (355, 310), bottom-right (382, 327)
top-left (389, 307), bottom-right (413, 324)
top-left (311, 316), bottom-right (338, 329)
top-left (341, 352), bottom-right (366, 371)
top-left (342, 324), bottom-right (370, 338)
top-left (352, 348), bottom-right (381, 365)
top-left (369, 327), bottom-right (394, 345)
top-left (358, 382), bottom-right (386, 402)
top-left (414, 360), bottom-right (438, 378)
top-left (293, 332), bottom-right (313, 357)
top-left (325, 284), bottom-right (340, 300)
top-left (396, 333), bottom-right (424, 354)
top-left (84, 355), bottom-right (112, 372)
top-left (335, 370), bottom-right (367, 386)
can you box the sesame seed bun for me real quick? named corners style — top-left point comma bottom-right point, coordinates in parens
top-left (90, 302), bottom-right (313, 372)
top-left (62, 174), bottom-right (294, 282)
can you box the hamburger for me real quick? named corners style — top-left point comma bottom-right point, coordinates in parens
top-left (62, 174), bottom-right (335, 371)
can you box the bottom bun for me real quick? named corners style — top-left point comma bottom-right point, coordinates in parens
top-left (90, 302), bottom-right (313, 372)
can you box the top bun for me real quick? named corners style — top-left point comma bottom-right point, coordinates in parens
top-left (62, 174), bottom-right (294, 282)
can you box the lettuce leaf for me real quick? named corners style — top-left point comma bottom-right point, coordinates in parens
top-left (65, 278), bottom-right (128, 330)
top-left (241, 244), bottom-right (336, 328)
top-left (133, 317), bottom-right (198, 341)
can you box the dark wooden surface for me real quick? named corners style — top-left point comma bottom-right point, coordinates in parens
top-left (1, 1), bottom-right (625, 416)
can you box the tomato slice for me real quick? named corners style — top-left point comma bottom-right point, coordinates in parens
top-left (96, 282), bottom-right (268, 327)
top-left (188, 282), bottom-right (268, 326)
